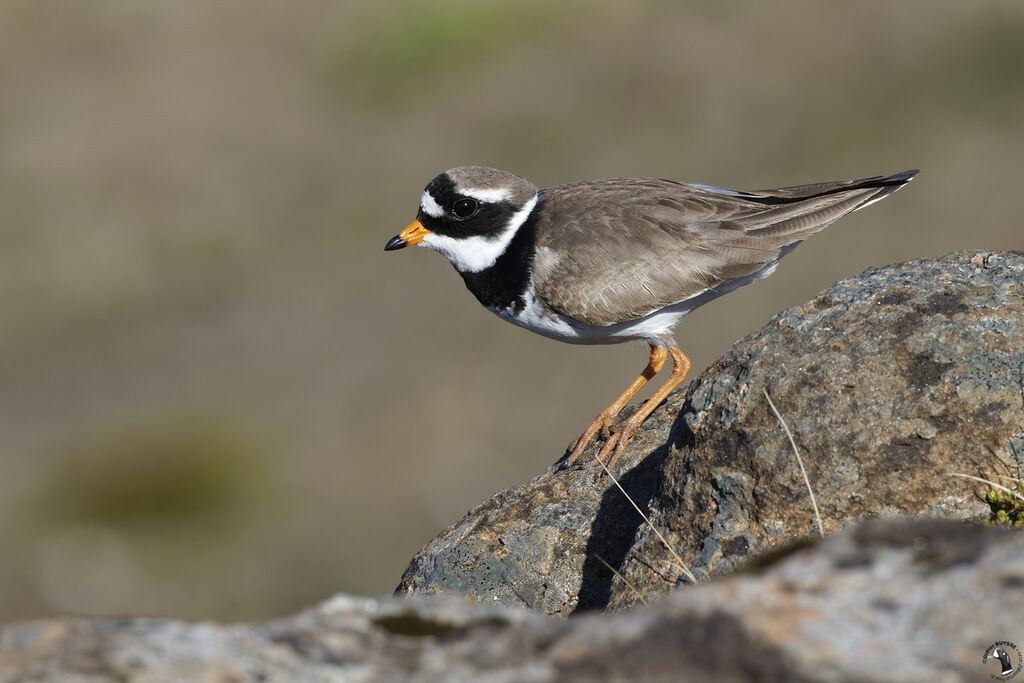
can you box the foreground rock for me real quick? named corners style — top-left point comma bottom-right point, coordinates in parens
top-left (1, 519), bottom-right (1021, 682)
top-left (398, 251), bottom-right (1024, 612)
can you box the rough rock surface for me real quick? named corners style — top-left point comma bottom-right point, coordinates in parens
top-left (1, 519), bottom-right (1021, 682)
top-left (398, 251), bottom-right (1024, 613)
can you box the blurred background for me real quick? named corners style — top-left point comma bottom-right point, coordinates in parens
top-left (0, 0), bottom-right (1020, 622)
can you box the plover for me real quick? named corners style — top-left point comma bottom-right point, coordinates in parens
top-left (386, 166), bottom-right (917, 469)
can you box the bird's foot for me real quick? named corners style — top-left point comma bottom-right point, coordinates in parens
top-left (591, 431), bottom-right (621, 474)
top-left (564, 413), bottom-right (616, 467)
top-left (591, 421), bottom-right (641, 473)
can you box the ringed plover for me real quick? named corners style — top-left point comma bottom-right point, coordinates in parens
top-left (385, 166), bottom-right (918, 469)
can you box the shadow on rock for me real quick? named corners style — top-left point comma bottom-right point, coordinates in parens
top-left (575, 442), bottom-right (671, 612)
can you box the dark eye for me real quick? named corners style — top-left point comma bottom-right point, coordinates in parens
top-left (451, 197), bottom-right (478, 219)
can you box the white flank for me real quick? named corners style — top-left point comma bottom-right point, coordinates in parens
top-left (420, 190), bottom-right (444, 218)
top-left (489, 284), bottom-right (701, 345)
top-left (493, 251), bottom-right (794, 346)
top-left (459, 187), bottom-right (511, 203)
top-left (490, 287), bottom-right (579, 340)
top-left (421, 193), bottom-right (538, 273)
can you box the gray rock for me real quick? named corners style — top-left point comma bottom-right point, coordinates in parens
top-left (3, 252), bottom-right (1022, 682)
top-left (398, 251), bottom-right (1024, 613)
top-left (1, 519), bottom-right (1021, 682)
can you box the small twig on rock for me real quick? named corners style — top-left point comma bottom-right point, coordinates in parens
top-left (764, 388), bottom-right (825, 537)
top-left (594, 454), bottom-right (698, 584)
top-left (593, 554), bottom-right (649, 606)
top-left (948, 472), bottom-right (1024, 503)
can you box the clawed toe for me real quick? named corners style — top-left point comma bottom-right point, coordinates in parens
top-left (591, 428), bottom-right (630, 472)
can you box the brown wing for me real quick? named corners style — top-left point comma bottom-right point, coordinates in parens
top-left (532, 171), bottom-right (917, 326)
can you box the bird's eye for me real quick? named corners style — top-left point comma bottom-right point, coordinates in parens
top-left (451, 197), bottom-right (478, 219)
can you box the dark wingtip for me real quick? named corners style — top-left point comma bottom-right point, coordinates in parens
top-left (886, 169), bottom-right (920, 185)
top-left (384, 235), bottom-right (407, 251)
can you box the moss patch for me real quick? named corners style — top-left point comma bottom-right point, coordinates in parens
top-left (986, 482), bottom-right (1024, 528)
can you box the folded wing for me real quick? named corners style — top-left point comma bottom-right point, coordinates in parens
top-left (532, 171), bottom-right (917, 327)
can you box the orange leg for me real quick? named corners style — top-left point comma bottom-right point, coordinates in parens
top-left (594, 347), bottom-right (691, 470)
top-left (565, 345), bottom-right (667, 467)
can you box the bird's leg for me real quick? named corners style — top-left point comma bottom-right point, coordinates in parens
top-left (595, 347), bottom-right (691, 470)
top-left (565, 345), bottom-right (667, 467)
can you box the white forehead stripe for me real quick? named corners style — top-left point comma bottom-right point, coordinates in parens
top-left (459, 187), bottom-right (511, 203)
top-left (421, 193), bottom-right (538, 273)
top-left (420, 190), bottom-right (444, 218)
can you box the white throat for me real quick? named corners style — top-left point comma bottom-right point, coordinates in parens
top-left (421, 194), bottom-right (538, 273)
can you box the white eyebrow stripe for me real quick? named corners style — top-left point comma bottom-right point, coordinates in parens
top-left (460, 187), bottom-right (511, 203)
top-left (420, 191), bottom-right (444, 218)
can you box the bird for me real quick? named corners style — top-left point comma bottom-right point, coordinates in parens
top-left (385, 165), bottom-right (918, 470)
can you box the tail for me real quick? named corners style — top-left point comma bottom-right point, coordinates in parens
top-left (738, 169), bottom-right (919, 241)
top-left (847, 169), bottom-right (919, 211)
top-left (752, 169), bottom-right (919, 204)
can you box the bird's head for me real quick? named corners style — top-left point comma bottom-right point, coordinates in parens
top-left (385, 166), bottom-right (539, 273)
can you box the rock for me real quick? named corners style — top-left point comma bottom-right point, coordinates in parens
top-left (3, 252), bottom-right (1022, 681)
top-left (397, 250), bottom-right (1024, 613)
top-left (1, 519), bottom-right (1021, 682)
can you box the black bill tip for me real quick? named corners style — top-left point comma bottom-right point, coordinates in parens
top-left (384, 235), bottom-right (408, 251)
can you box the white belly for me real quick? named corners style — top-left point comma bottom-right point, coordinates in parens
top-left (489, 288), bottom-right (696, 346)
top-left (489, 257), bottom-right (785, 346)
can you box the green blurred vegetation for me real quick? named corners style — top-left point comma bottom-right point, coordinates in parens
top-left (334, 0), bottom-right (580, 102)
top-left (40, 418), bottom-right (265, 527)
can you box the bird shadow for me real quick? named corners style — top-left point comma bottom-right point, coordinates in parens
top-left (572, 400), bottom-right (696, 613)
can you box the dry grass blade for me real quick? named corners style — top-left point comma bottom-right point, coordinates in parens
top-left (594, 455), bottom-right (698, 584)
top-left (947, 472), bottom-right (1024, 503)
top-left (593, 554), bottom-right (649, 606)
top-left (763, 388), bottom-right (825, 537)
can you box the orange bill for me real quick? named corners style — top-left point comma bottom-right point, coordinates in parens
top-left (384, 220), bottom-right (432, 251)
